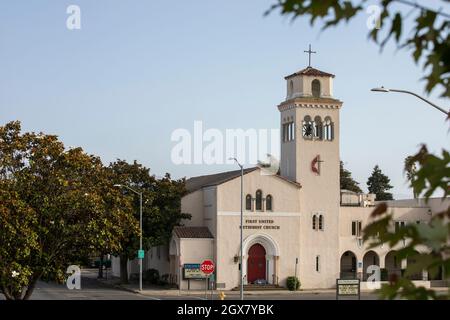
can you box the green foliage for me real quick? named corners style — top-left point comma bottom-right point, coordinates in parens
top-left (363, 144), bottom-right (450, 300)
top-left (0, 190), bottom-right (38, 299)
top-left (0, 121), bottom-right (138, 300)
top-left (159, 274), bottom-right (170, 286)
top-left (404, 155), bottom-right (417, 198)
top-left (266, 0), bottom-right (450, 97)
top-left (340, 161), bottom-right (362, 193)
top-left (144, 268), bottom-right (160, 284)
top-left (286, 276), bottom-right (300, 291)
top-left (405, 145), bottom-right (450, 199)
top-left (109, 160), bottom-right (191, 282)
top-left (367, 165), bottom-right (394, 200)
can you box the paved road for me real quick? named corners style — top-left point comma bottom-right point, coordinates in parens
top-left (0, 269), bottom-right (378, 300)
top-left (1, 282), bottom-right (378, 300)
top-left (0, 270), bottom-right (204, 300)
top-left (171, 293), bottom-right (377, 300)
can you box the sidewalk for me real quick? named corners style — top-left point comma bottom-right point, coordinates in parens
top-left (116, 286), bottom-right (336, 297)
top-left (95, 276), bottom-right (341, 296)
top-left (92, 272), bottom-right (448, 297)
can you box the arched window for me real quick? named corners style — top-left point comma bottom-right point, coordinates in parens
top-left (266, 195), bottom-right (273, 211)
top-left (255, 190), bottom-right (263, 211)
top-left (302, 115), bottom-right (313, 139)
top-left (319, 215), bottom-right (324, 230)
top-left (312, 215), bottom-right (317, 230)
top-left (313, 116), bottom-right (323, 140)
top-left (282, 121), bottom-right (295, 142)
top-left (245, 194), bottom-right (252, 211)
top-left (323, 117), bottom-right (334, 141)
top-left (316, 255), bottom-right (320, 272)
top-left (312, 79), bottom-right (321, 98)
top-left (289, 80), bottom-right (294, 96)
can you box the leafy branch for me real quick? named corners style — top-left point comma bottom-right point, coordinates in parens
top-left (266, 0), bottom-right (450, 97)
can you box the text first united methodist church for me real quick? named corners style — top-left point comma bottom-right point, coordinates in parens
top-left (112, 64), bottom-right (448, 290)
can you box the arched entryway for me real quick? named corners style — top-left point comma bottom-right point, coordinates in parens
top-left (242, 234), bottom-right (279, 285)
top-left (385, 250), bottom-right (401, 280)
top-left (340, 251), bottom-right (357, 279)
top-left (363, 251), bottom-right (380, 281)
top-left (428, 265), bottom-right (445, 281)
top-left (406, 250), bottom-right (422, 280)
top-left (247, 244), bottom-right (266, 284)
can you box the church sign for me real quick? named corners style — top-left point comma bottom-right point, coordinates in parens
top-left (240, 219), bottom-right (280, 230)
top-left (183, 264), bottom-right (207, 279)
top-left (336, 279), bottom-right (360, 300)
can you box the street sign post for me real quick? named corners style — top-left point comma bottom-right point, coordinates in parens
top-left (137, 250), bottom-right (145, 259)
top-left (294, 258), bottom-right (298, 291)
top-left (200, 260), bottom-right (215, 275)
top-left (210, 274), bottom-right (215, 299)
top-left (201, 260), bottom-right (215, 300)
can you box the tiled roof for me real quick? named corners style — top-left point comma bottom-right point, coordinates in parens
top-left (285, 67), bottom-right (335, 79)
top-left (185, 167), bottom-right (301, 193)
top-left (185, 167), bottom-right (259, 193)
top-left (173, 226), bottom-right (214, 239)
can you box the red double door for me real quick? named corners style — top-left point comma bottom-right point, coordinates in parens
top-left (247, 244), bottom-right (266, 284)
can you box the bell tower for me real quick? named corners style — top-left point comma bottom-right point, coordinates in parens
top-left (278, 48), bottom-right (343, 288)
top-left (279, 65), bottom-right (341, 182)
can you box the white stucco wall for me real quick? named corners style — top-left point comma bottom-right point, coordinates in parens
top-left (181, 190), bottom-right (204, 226)
top-left (215, 169), bottom-right (301, 290)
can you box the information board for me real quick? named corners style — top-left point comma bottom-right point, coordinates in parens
top-left (336, 279), bottom-right (360, 300)
top-left (183, 264), bottom-right (207, 279)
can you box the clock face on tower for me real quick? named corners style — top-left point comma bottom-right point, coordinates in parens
top-left (302, 123), bottom-right (313, 138)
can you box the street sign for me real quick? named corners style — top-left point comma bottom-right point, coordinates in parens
top-left (200, 260), bottom-right (215, 275)
top-left (137, 249), bottom-right (145, 259)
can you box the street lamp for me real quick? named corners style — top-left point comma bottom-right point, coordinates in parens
top-left (371, 86), bottom-right (449, 115)
top-left (114, 184), bottom-right (143, 292)
top-left (229, 157), bottom-right (244, 301)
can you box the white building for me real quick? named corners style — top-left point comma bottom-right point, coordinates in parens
top-left (112, 65), bottom-right (448, 290)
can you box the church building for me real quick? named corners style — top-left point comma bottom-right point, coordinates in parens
top-left (112, 60), bottom-right (448, 290)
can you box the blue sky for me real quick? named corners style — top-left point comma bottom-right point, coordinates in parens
top-left (0, 0), bottom-right (448, 199)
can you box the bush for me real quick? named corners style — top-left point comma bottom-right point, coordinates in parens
top-left (144, 269), bottom-right (160, 284)
top-left (380, 268), bottom-right (388, 281)
top-left (286, 276), bottom-right (300, 291)
top-left (157, 274), bottom-right (169, 286)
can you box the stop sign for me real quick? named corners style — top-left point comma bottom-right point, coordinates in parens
top-left (200, 260), bottom-right (215, 275)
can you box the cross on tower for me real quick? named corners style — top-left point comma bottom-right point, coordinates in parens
top-left (304, 44), bottom-right (316, 67)
top-left (311, 155), bottom-right (324, 175)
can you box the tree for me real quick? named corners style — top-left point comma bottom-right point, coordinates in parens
top-left (0, 121), bottom-right (137, 300)
top-left (404, 155), bottom-right (418, 198)
top-left (267, 0), bottom-right (450, 98)
top-left (363, 145), bottom-right (450, 300)
top-left (340, 161), bottom-right (362, 193)
top-left (109, 160), bottom-right (190, 283)
top-left (367, 165), bottom-right (394, 200)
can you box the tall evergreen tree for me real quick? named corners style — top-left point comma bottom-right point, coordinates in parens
top-left (340, 161), bottom-right (362, 193)
top-left (404, 156), bottom-right (418, 199)
top-left (367, 165), bottom-right (394, 201)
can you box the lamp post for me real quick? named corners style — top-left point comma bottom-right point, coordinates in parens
top-left (229, 157), bottom-right (244, 301)
top-left (114, 184), bottom-right (143, 292)
top-left (371, 87), bottom-right (449, 116)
